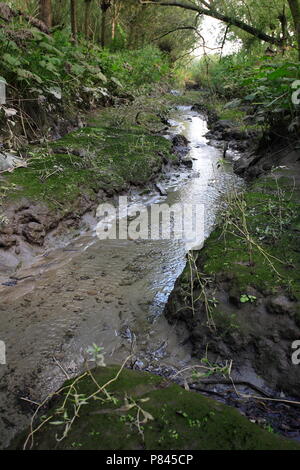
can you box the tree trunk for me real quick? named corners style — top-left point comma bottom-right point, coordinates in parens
top-left (70, 0), bottom-right (78, 43)
top-left (39, 0), bottom-right (52, 29)
top-left (278, 6), bottom-right (288, 54)
top-left (111, 17), bottom-right (116, 40)
top-left (84, 0), bottom-right (92, 39)
top-left (288, 0), bottom-right (300, 60)
top-left (100, 0), bottom-right (112, 47)
top-left (101, 9), bottom-right (106, 47)
top-left (111, 0), bottom-right (122, 40)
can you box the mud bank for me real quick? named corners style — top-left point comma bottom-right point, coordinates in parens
top-left (164, 163), bottom-right (300, 439)
top-left (0, 104), bottom-right (184, 280)
top-left (11, 366), bottom-right (300, 450)
top-left (2, 91), bottom-right (299, 450)
top-left (0, 102), bottom-right (242, 449)
top-left (184, 89), bottom-right (300, 180)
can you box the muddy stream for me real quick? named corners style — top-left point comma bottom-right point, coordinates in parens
top-left (0, 106), bottom-right (242, 448)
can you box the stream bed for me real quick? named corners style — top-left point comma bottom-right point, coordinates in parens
top-left (0, 106), bottom-right (242, 448)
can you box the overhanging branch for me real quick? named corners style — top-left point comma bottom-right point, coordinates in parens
top-left (139, 0), bottom-right (284, 46)
top-left (153, 25), bottom-right (198, 41)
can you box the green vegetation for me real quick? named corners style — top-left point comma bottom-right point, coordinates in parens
top-left (1, 1), bottom-right (300, 144)
top-left (149, 1), bottom-right (300, 59)
top-left (1, 0), bottom-right (300, 452)
top-left (0, 22), bottom-right (172, 145)
top-left (12, 365), bottom-right (300, 450)
top-left (1, 115), bottom-right (175, 211)
top-left (202, 174), bottom-right (300, 303)
top-left (0, 26), bottom-right (170, 97)
top-left (189, 52), bottom-right (300, 132)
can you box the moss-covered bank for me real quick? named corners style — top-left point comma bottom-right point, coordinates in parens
top-left (0, 96), bottom-right (178, 258)
top-left (11, 366), bottom-right (300, 450)
top-left (4, 126), bottom-right (174, 206)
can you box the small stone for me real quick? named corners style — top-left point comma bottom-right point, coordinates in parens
top-left (87, 290), bottom-right (97, 295)
top-left (73, 295), bottom-right (85, 301)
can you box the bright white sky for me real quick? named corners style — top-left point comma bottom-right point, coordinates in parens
top-left (194, 16), bottom-right (241, 57)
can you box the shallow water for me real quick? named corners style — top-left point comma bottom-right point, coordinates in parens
top-left (0, 106), bottom-right (241, 448)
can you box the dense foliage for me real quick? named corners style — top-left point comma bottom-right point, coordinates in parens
top-left (0, 1), bottom-right (300, 144)
top-left (0, 25), bottom-right (170, 96)
top-left (0, 8), bottom-right (175, 145)
top-left (190, 51), bottom-right (300, 134)
top-left (146, 1), bottom-right (300, 59)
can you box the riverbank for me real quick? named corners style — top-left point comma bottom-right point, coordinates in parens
top-left (163, 91), bottom-right (300, 440)
top-left (0, 90), bottom-right (186, 280)
top-left (1, 100), bottom-right (239, 449)
top-left (2, 89), bottom-right (300, 450)
top-left (11, 365), bottom-right (300, 450)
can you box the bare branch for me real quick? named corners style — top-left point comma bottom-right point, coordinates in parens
top-left (153, 25), bottom-right (198, 41)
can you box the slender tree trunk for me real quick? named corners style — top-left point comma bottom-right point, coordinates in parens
top-left (111, 17), bottom-right (116, 40)
top-left (100, 0), bottom-right (112, 48)
top-left (288, 0), bottom-right (300, 60)
top-left (84, 0), bottom-right (92, 39)
top-left (70, 0), bottom-right (78, 43)
top-left (277, 5), bottom-right (288, 55)
top-left (128, 21), bottom-right (135, 49)
top-left (111, 0), bottom-right (121, 40)
top-left (101, 9), bottom-right (106, 47)
top-left (39, 0), bottom-right (52, 29)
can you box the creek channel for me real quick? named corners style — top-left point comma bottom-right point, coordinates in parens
top-left (0, 105), bottom-right (242, 448)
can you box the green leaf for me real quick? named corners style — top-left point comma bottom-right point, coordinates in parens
top-left (111, 76), bottom-right (123, 88)
top-left (224, 98), bottom-right (242, 109)
top-left (244, 93), bottom-right (258, 101)
top-left (96, 71), bottom-right (108, 83)
top-left (3, 53), bottom-right (21, 67)
top-left (39, 60), bottom-right (59, 74)
top-left (240, 294), bottom-right (249, 303)
top-left (70, 63), bottom-right (85, 76)
top-left (17, 69), bottom-right (43, 84)
top-left (240, 294), bottom-right (257, 303)
top-left (46, 87), bottom-right (62, 99)
top-left (39, 42), bottom-right (63, 56)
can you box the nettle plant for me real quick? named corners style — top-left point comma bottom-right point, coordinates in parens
top-left (240, 61), bottom-right (300, 130)
top-left (0, 20), bottom-right (171, 145)
top-left (0, 23), bottom-right (170, 103)
top-left (0, 27), bottom-right (110, 110)
top-left (198, 54), bottom-right (300, 133)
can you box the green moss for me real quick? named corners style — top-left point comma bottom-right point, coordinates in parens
top-left (12, 366), bottom-right (300, 450)
top-left (200, 174), bottom-right (300, 300)
top-left (2, 117), bottom-right (175, 210)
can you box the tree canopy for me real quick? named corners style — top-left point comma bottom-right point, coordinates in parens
top-left (140, 0), bottom-right (300, 58)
